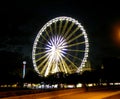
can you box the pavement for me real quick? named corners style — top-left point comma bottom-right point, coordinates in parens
top-left (1, 87), bottom-right (120, 99)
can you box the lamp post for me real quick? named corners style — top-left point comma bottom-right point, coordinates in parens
top-left (22, 61), bottom-right (26, 79)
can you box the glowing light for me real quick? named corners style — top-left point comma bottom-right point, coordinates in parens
top-left (76, 83), bottom-right (82, 88)
top-left (43, 35), bottom-right (67, 76)
top-left (22, 61), bottom-right (26, 79)
top-left (111, 21), bottom-right (120, 47)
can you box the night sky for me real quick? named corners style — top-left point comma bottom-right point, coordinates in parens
top-left (0, 0), bottom-right (120, 74)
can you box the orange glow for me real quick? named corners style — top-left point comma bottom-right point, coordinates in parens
top-left (111, 21), bottom-right (120, 47)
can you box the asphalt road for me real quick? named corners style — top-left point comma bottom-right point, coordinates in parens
top-left (1, 88), bottom-right (120, 99)
top-left (54, 90), bottom-right (120, 99)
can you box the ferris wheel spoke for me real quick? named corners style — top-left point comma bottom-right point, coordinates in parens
top-left (58, 61), bottom-right (64, 72)
top-left (62, 54), bottom-right (78, 70)
top-left (45, 30), bottom-right (51, 40)
top-left (57, 52), bottom-right (71, 73)
top-left (37, 41), bottom-right (45, 45)
top-left (35, 51), bottom-right (47, 56)
top-left (65, 52), bottom-right (82, 61)
top-left (41, 33), bottom-right (49, 43)
top-left (66, 27), bottom-right (80, 41)
top-left (49, 25), bottom-right (53, 36)
top-left (51, 63), bottom-right (56, 73)
top-left (58, 20), bottom-right (62, 35)
top-left (35, 53), bottom-right (48, 63)
top-left (64, 22), bottom-right (74, 38)
top-left (54, 36), bottom-right (59, 45)
top-left (67, 49), bottom-right (85, 52)
top-left (37, 55), bottom-right (49, 69)
top-left (54, 22), bottom-right (57, 34)
top-left (36, 47), bottom-right (46, 50)
top-left (59, 52), bottom-right (71, 73)
top-left (44, 58), bottom-right (54, 76)
top-left (40, 61), bottom-right (50, 76)
top-left (61, 20), bottom-right (68, 35)
top-left (60, 57), bottom-right (72, 74)
top-left (40, 59), bottom-right (54, 76)
top-left (67, 33), bottom-right (84, 44)
top-left (57, 39), bottom-right (66, 47)
top-left (66, 41), bottom-right (85, 48)
top-left (55, 62), bottom-right (60, 73)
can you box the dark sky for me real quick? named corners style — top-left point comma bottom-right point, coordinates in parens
top-left (0, 0), bottom-right (120, 71)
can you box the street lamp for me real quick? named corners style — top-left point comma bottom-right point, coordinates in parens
top-left (22, 61), bottom-right (26, 79)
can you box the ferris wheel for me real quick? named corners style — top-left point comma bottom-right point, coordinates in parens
top-left (32, 16), bottom-right (89, 77)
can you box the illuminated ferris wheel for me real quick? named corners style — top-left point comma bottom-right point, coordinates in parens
top-left (32, 16), bottom-right (89, 77)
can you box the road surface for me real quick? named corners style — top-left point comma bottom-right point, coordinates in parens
top-left (2, 88), bottom-right (120, 99)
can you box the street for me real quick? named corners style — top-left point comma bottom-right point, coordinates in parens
top-left (2, 88), bottom-right (120, 99)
